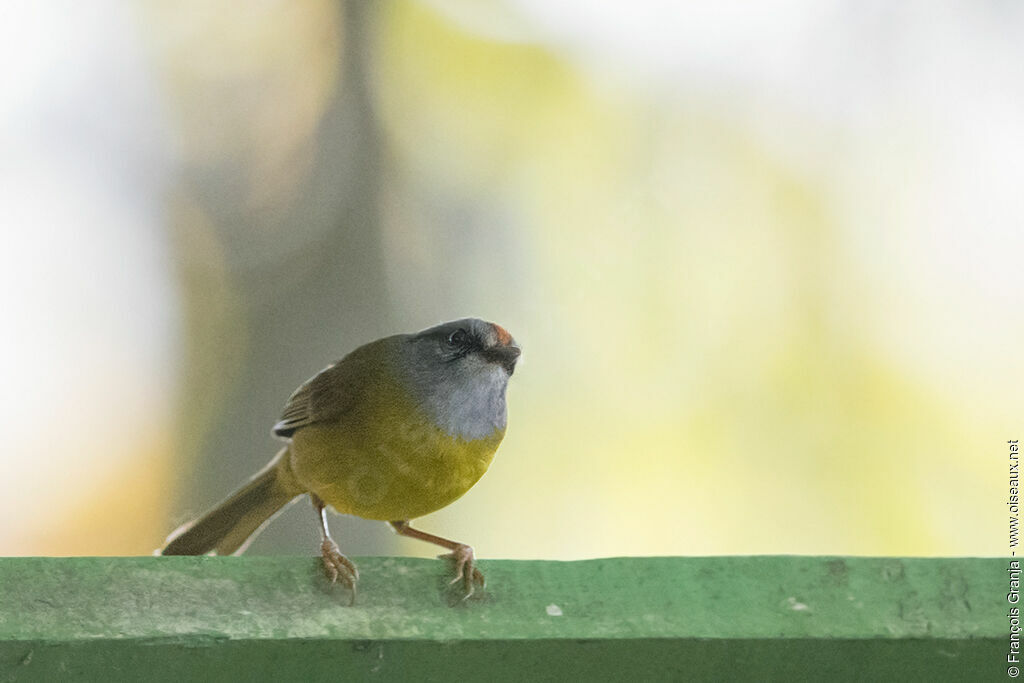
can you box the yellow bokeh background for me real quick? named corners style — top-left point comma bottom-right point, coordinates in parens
top-left (1, 0), bottom-right (1018, 559)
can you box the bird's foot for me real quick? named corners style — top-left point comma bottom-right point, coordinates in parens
top-left (440, 543), bottom-right (485, 601)
top-left (320, 538), bottom-right (358, 604)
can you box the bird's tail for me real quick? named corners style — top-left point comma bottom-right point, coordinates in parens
top-left (161, 448), bottom-right (303, 556)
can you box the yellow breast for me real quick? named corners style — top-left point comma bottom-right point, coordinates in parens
top-left (287, 386), bottom-right (505, 521)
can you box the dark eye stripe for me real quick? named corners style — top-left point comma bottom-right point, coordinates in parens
top-left (447, 329), bottom-right (469, 347)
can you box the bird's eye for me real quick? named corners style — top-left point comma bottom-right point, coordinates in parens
top-left (446, 329), bottom-right (468, 347)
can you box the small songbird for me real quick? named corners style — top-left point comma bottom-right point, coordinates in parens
top-left (161, 318), bottom-right (520, 601)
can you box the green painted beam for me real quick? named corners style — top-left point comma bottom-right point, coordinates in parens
top-left (0, 557), bottom-right (1008, 681)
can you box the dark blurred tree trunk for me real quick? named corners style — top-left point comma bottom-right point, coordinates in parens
top-left (178, 1), bottom-right (395, 555)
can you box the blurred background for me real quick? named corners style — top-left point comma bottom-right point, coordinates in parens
top-left (1, 0), bottom-right (1020, 559)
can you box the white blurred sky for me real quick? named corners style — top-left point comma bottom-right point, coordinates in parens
top-left (0, 0), bottom-right (179, 543)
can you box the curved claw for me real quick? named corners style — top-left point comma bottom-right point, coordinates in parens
top-left (320, 538), bottom-right (359, 605)
top-left (440, 544), bottom-right (486, 600)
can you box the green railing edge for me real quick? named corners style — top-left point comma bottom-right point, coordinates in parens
top-left (0, 556), bottom-right (1011, 681)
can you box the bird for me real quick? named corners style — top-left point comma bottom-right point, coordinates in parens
top-left (160, 318), bottom-right (520, 602)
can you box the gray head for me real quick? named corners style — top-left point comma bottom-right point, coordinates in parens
top-left (399, 318), bottom-right (521, 439)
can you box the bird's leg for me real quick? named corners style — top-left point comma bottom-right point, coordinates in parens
top-left (389, 520), bottom-right (485, 599)
top-left (312, 494), bottom-right (358, 602)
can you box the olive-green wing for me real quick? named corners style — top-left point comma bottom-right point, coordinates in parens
top-left (272, 362), bottom-right (350, 438)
